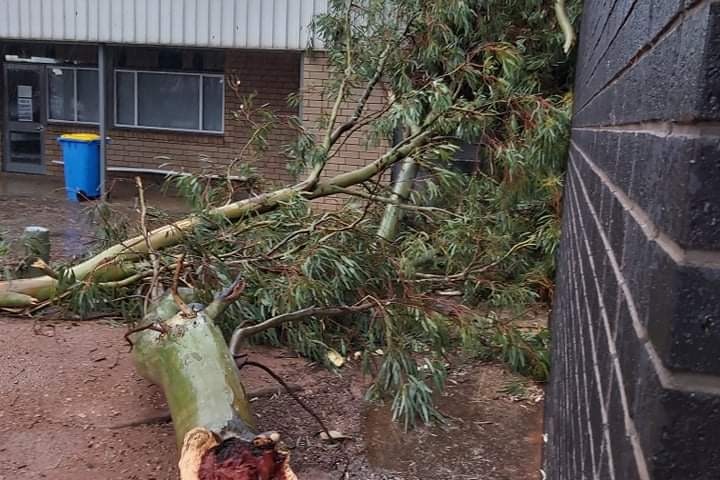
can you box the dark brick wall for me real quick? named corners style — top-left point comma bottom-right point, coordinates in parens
top-left (545, 2), bottom-right (720, 479)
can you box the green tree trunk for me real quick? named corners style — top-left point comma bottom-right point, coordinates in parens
top-left (129, 290), bottom-right (296, 480)
top-left (377, 157), bottom-right (419, 241)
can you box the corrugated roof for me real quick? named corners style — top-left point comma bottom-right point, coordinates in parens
top-left (0, 0), bottom-right (327, 50)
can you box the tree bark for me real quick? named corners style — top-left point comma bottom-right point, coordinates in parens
top-left (130, 290), bottom-right (297, 480)
top-left (377, 157), bottom-right (419, 241)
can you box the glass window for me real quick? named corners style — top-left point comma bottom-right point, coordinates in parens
top-left (115, 70), bottom-right (223, 133)
top-left (202, 76), bottom-right (223, 132)
top-left (48, 67), bottom-right (99, 123)
top-left (48, 68), bottom-right (76, 121)
top-left (138, 73), bottom-right (200, 130)
top-left (77, 70), bottom-right (99, 123)
top-left (116, 71), bottom-right (136, 125)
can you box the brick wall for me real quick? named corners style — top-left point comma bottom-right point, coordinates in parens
top-left (545, 2), bottom-right (720, 479)
top-left (10, 48), bottom-right (391, 205)
top-left (301, 51), bottom-right (390, 207)
top-left (44, 50), bottom-right (301, 186)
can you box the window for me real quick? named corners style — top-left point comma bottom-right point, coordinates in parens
top-left (115, 70), bottom-right (224, 133)
top-left (48, 67), bottom-right (99, 123)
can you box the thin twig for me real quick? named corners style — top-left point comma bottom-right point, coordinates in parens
top-left (264, 213), bottom-right (332, 258)
top-left (124, 322), bottom-right (168, 350)
top-left (236, 358), bottom-right (334, 441)
top-left (171, 254), bottom-right (195, 318)
top-left (323, 186), bottom-right (463, 218)
top-left (415, 237), bottom-right (536, 282)
top-left (554, 0), bottom-right (576, 54)
top-left (136, 177), bottom-right (162, 313)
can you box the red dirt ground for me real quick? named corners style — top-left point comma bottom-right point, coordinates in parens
top-left (0, 317), bottom-right (544, 480)
top-left (0, 174), bottom-right (545, 479)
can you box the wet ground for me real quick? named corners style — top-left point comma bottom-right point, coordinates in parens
top-left (0, 172), bottom-right (185, 262)
top-left (0, 172), bottom-right (545, 479)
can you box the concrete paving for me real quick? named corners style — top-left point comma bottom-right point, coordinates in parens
top-left (0, 172), bottom-right (186, 262)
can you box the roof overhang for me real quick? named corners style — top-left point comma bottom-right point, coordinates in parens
top-left (0, 0), bottom-right (326, 50)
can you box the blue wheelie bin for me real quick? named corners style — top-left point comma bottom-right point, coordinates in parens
top-left (58, 133), bottom-right (101, 201)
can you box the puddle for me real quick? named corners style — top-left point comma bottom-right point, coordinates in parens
top-left (0, 173), bottom-right (187, 263)
top-left (364, 364), bottom-right (544, 480)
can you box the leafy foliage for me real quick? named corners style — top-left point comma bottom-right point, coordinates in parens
top-left (25, 0), bottom-right (581, 427)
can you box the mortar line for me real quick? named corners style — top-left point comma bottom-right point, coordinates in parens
top-left (574, 0), bottom-right (710, 116)
top-left (565, 188), bottom-right (615, 478)
top-left (579, 0), bottom-right (622, 87)
top-left (565, 207), bottom-right (591, 477)
top-left (568, 170), bottom-right (651, 479)
top-left (564, 194), bottom-right (602, 479)
top-left (569, 143), bottom-right (720, 395)
top-left (568, 182), bottom-right (617, 478)
top-left (574, 121), bottom-right (720, 139)
top-left (582, 0), bottom-right (641, 89)
top-left (571, 142), bottom-right (720, 268)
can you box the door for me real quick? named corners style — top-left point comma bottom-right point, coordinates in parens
top-left (3, 63), bottom-right (45, 174)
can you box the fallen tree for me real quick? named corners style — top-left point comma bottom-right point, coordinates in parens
top-left (0, 0), bottom-right (580, 476)
top-left (129, 279), bottom-right (298, 480)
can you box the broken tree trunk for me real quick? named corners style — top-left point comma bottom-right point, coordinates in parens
top-left (129, 285), bottom-right (297, 480)
top-left (377, 156), bottom-right (419, 242)
top-left (0, 187), bottom-right (298, 307)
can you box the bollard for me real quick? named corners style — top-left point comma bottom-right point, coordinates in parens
top-left (21, 226), bottom-right (50, 278)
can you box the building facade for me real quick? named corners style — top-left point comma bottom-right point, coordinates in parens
top-left (0, 0), bottom-right (388, 192)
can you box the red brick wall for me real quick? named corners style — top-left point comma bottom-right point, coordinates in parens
top-left (44, 50), bottom-right (301, 186)
top-left (301, 51), bottom-right (390, 207)
top-left (30, 49), bottom-right (391, 208)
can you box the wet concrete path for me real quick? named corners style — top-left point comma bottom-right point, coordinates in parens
top-left (0, 172), bottom-right (186, 263)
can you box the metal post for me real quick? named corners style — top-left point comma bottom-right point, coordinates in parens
top-left (98, 44), bottom-right (107, 200)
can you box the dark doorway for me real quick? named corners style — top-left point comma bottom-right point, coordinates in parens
top-left (3, 63), bottom-right (45, 174)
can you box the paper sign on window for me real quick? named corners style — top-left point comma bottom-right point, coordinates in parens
top-left (17, 85), bottom-right (33, 122)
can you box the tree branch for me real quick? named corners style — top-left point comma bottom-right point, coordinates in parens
top-left (229, 302), bottom-right (374, 355)
top-left (327, 42), bottom-right (393, 147)
top-left (305, 14), bottom-right (398, 189)
top-left (554, 0), bottom-right (575, 54)
top-left (322, 185), bottom-right (462, 218)
top-left (204, 274), bottom-right (246, 321)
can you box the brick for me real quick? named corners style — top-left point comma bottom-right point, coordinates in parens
top-left (574, 3), bottom-right (720, 127)
top-left (548, 2), bottom-right (720, 478)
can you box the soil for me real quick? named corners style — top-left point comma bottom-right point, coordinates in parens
top-left (0, 173), bottom-right (545, 479)
top-left (0, 317), bottom-right (544, 480)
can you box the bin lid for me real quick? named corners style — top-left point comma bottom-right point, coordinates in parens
top-left (59, 133), bottom-right (101, 142)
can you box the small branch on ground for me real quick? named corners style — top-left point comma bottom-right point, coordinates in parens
top-left (136, 176), bottom-right (162, 311)
top-left (236, 357), bottom-right (335, 442)
top-left (124, 322), bottom-right (168, 350)
top-left (170, 254), bottom-right (195, 318)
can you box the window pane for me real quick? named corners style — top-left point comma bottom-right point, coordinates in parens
top-left (48, 68), bottom-right (75, 121)
top-left (116, 72), bottom-right (135, 125)
top-left (202, 76), bottom-right (223, 132)
top-left (77, 69), bottom-right (99, 123)
top-left (137, 73), bottom-right (199, 130)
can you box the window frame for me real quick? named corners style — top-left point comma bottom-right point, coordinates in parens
top-left (46, 66), bottom-right (100, 126)
top-left (113, 68), bottom-right (225, 135)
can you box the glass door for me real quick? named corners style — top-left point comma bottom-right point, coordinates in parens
top-left (3, 63), bottom-right (45, 174)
